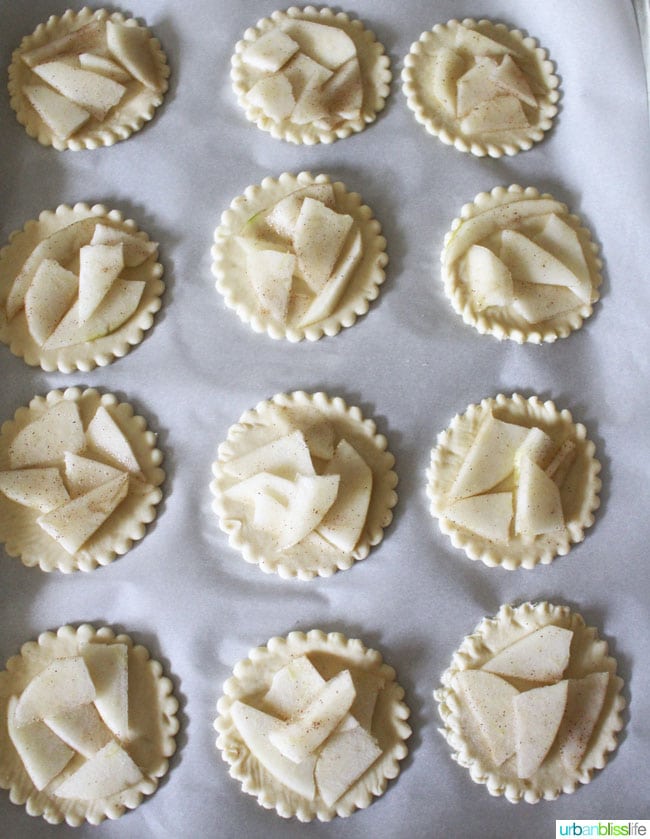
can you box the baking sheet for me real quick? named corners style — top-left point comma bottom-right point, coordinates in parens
top-left (1, 1), bottom-right (649, 836)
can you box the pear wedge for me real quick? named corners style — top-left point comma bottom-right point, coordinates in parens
top-left (557, 672), bottom-right (609, 770)
top-left (14, 657), bottom-right (96, 728)
top-left (23, 84), bottom-right (90, 142)
top-left (31, 61), bottom-right (126, 120)
top-left (242, 29), bottom-right (299, 73)
top-left (454, 670), bottom-right (519, 766)
top-left (315, 723), bottom-right (382, 806)
top-left (24, 259), bottom-right (78, 345)
top-left (514, 681), bottom-right (568, 778)
top-left (86, 406), bottom-right (141, 473)
top-left (0, 468), bottom-right (69, 513)
top-left (90, 223), bottom-right (156, 267)
top-left (9, 401), bottom-right (84, 469)
top-left (44, 703), bottom-right (112, 758)
top-left (482, 626), bottom-right (573, 683)
top-left (81, 644), bottom-right (129, 741)
top-left (7, 696), bottom-right (74, 791)
top-left (63, 452), bottom-right (125, 496)
top-left (106, 21), bottom-right (161, 90)
top-left (317, 439), bottom-right (372, 552)
top-left (293, 198), bottom-right (354, 294)
top-left (222, 430), bottom-right (315, 481)
top-left (54, 741), bottom-right (143, 800)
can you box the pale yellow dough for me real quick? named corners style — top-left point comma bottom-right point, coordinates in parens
top-left (211, 391), bottom-right (397, 579)
top-left (426, 393), bottom-right (601, 569)
top-left (9, 8), bottom-right (169, 150)
top-left (435, 603), bottom-right (625, 803)
top-left (402, 18), bottom-right (559, 157)
top-left (0, 387), bottom-right (164, 573)
top-left (231, 6), bottom-right (391, 144)
top-left (215, 629), bottom-right (411, 821)
top-left (0, 624), bottom-right (178, 825)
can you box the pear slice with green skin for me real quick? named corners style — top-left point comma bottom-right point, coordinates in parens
top-left (44, 703), bottom-right (112, 759)
top-left (269, 670), bottom-right (356, 763)
top-left (454, 25), bottom-right (512, 56)
top-left (21, 20), bottom-right (105, 68)
top-left (462, 244), bottom-right (513, 310)
top-left (81, 644), bottom-right (129, 741)
top-left (293, 198), bottom-right (354, 294)
top-left (230, 700), bottom-right (317, 799)
top-left (90, 223), bottom-right (156, 267)
top-left (255, 473), bottom-right (340, 549)
top-left (22, 84), bottom-right (90, 143)
top-left (514, 680), bottom-right (568, 779)
top-left (24, 259), bottom-right (79, 345)
top-left (7, 696), bottom-right (74, 791)
top-left (481, 626), bottom-right (573, 683)
top-left (491, 55), bottom-right (537, 107)
top-left (106, 21), bottom-right (161, 91)
top-left (534, 214), bottom-right (593, 304)
top-left (0, 468), bottom-right (69, 513)
top-left (281, 20), bottom-right (357, 71)
top-left (9, 401), bottom-right (84, 469)
top-left (454, 670), bottom-right (519, 766)
top-left (315, 723), bottom-right (382, 806)
top-left (37, 473), bottom-right (129, 555)
top-left (78, 243), bottom-right (124, 322)
top-left (432, 47), bottom-right (465, 116)
top-left (63, 452), bottom-right (125, 497)
top-left (247, 248), bottom-right (295, 323)
top-left (241, 28), bottom-right (300, 73)
top-left (31, 61), bottom-right (126, 121)
top-left (317, 439), bottom-right (372, 553)
top-left (14, 657), bottom-right (96, 728)
top-left (501, 229), bottom-right (585, 300)
top-left (222, 430), bottom-right (315, 481)
top-left (85, 406), bottom-right (141, 473)
top-left (557, 672), bottom-right (609, 770)
top-left (444, 492), bottom-right (513, 543)
top-left (448, 412), bottom-right (529, 501)
top-left (54, 741), bottom-right (143, 800)
top-left (460, 95), bottom-right (529, 133)
top-left (78, 53), bottom-right (131, 83)
top-left (514, 455), bottom-right (565, 538)
top-left (298, 227), bottom-right (362, 328)
top-left (456, 62), bottom-right (503, 119)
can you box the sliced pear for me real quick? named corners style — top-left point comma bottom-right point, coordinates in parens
top-left (320, 56), bottom-right (362, 119)
top-left (545, 439), bottom-right (576, 486)
top-left (455, 25), bottom-right (511, 56)
top-left (315, 723), bottom-right (382, 806)
top-left (223, 472), bottom-right (294, 509)
top-left (7, 696), bottom-right (74, 791)
top-left (14, 657), bottom-right (96, 728)
top-left (317, 439), bottom-right (372, 553)
top-left (534, 214), bottom-right (592, 303)
top-left (246, 248), bottom-right (295, 323)
top-left (37, 473), bottom-right (129, 554)
top-left (454, 670), bottom-right (519, 766)
top-left (90, 223), bottom-right (156, 267)
top-left (432, 46), bottom-right (465, 115)
top-left (263, 656), bottom-right (325, 718)
top-left (448, 412), bottom-right (529, 501)
top-left (281, 20), bottom-right (356, 71)
top-left (298, 227), bottom-right (362, 327)
top-left (256, 474), bottom-right (340, 549)
top-left (78, 243), bottom-right (124, 321)
top-left (514, 680), bottom-right (568, 778)
top-left (482, 626), bottom-right (573, 683)
top-left (456, 62), bottom-right (502, 119)
top-left (81, 644), bottom-right (128, 741)
top-left (290, 75), bottom-right (330, 125)
top-left (462, 244), bottom-right (513, 310)
top-left (78, 53), bottom-right (131, 83)
top-left (514, 455), bottom-right (565, 538)
top-left (44, 703), bottom-right (112, 758)
top-left (348, 670), bottom-right (385, 731)
top-left (242, 28), bottom-right (299, 72)
top-left (63, 452), bottom-right (125, 497)
top-left (282, 53), bottom-right (333, 98)
top-left (86, 406), bottom-right (140, 473)
top-left (557, 672), bottom-right (609, 770)
top-left (106, 20), bottom-right (160, 90)
top-left (264, 184), bottom-right (335, 241)
top-left (269, 670), bottom-right (356, 763)
top-left (230, 700), bottom-right (316, 799)
top-left (294, 198), bottom-right (354, 295)
top-left (461, 95), bottom-right (529, 133)
top-left (511, 281), bottom-right (580, 324)
top-left (491, 54), bottom-right (536, 107)
top-left (54, 741), bottom-right (143, 800)
top-left (246, 73), bottom-right (295, 122)
top-left (31, 61), bottom-right (126, 120)
top-left (514, 427), bottom-right (556, 471)
top-left (21, 21), bottom-right (105, 68)
top-left (222, 430), bottom-right (315, 481)
top-left (24, 259), bottom-right (78, 345)
top-left (0, 468), bottom-right (69, 513)
top-left (9, 401), bottom-right (84, 469)
top-left (444, 492), bottom-right (513, 542)
top-left (23, 83), bottom-right (90, 141)
top-left (501, 229), bottom-right (584, 295)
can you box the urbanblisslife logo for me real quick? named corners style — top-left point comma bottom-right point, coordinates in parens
top-left (556, 822), bottom-right (650, 837)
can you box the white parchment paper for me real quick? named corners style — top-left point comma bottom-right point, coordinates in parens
top-left (1, 2), bottom-right (649, 837)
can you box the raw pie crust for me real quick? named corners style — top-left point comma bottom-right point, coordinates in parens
top-left (215, 629), bottom-right (411, 821)
top-left (0, 624), bottom-right (178, 825)
top-left (402, 18), bottom-right (559, 157)
top-left (426, 393), bottom-right (601, 569)
top-left (9, 7), bottom-right (169, 150)
top-left (211, 390), bottom-right (398, 579)
top-left (0, 387), bottom-right (164, 573)
top-left (441, 186), bottom-right (602, 343)
top-left (212, 172), bottom-right (388, 341)
top-left (231, 6), bottom-right (391, 144)
top-left (435, 602), bottom-right (625, 803)
top-left (0, 203), bottom-right (164, 372)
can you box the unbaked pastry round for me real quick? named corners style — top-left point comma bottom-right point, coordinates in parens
top-left (402, 18), bottom-right (559, 157)
top-left (215, 629), bottom-right (411, 821)
top-left (426, 393), bottom-right (601, 569)
top-left (0, 387), bottom-right (164, 573)
top-left (231, 6), bottom-right (391, 144)
top-left (0, 624), bottom-right (178, 825)
top-left (0, 203), bottom-right (164, 372)
top-left (9, 7), bottom-right (169, 150)
top-left (212, 172), bottom-right (388, 341)
top-left (211, 390), bottom-right (397, 579)
top-left (435, 602), bottom-right (625, 803)
top-left (441, 185), bottom-right (602, 343)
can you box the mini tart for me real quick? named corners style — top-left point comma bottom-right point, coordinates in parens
top-left (402, 18), bottom-right (559, 157)
top-left (0, 387), bottom-right (164, 573)
top-left (212, 172), bottom-right (388, 341)
top-left (215, 629), bottom-right (411, 821)
top-left (441, 186), bottom-right (602, 343)
top-left (426, 393), bottom-right (601, 570)
top-left (9, 7), bottom-right (169, 150)
top-left (231, 6), bottom-right (391, 145)
top-left (0, 203), bottom-right (164, 372)
top-left (211, 391), bottom-right (397, 579)
top-left (0, 624), bottom-right (179, 825)
top-left (435, 602), bottom-right (625, 803)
